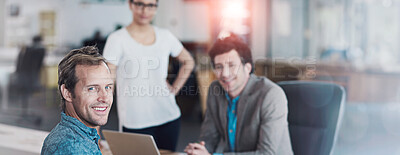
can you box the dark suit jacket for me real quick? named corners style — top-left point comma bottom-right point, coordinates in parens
top-left (199, 74), bottom-right (293, 155)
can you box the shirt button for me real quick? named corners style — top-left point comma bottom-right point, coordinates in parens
top-left (230, 129), bottom-right (233, 133)
top-left (232, 110), bottom-right (235, 114)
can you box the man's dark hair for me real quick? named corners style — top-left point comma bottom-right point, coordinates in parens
top-left (208, 33), bottom-right (253, 73)
top-left (33, 35), bottom-right (42, 43)
top-left (58, 46), bottom-right (108, 111)
top-left (130, 0), bottom-right (159, 3)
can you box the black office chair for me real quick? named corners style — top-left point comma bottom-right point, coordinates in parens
top-left (278, 81), bottom-right (345, 155)
top-left (9, 46), bottom-right (45, 124)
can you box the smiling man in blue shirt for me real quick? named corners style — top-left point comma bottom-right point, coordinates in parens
top-left (41, 46), bottom-right (114, 154)
top-left (185, 34), bottom-right (293, 155)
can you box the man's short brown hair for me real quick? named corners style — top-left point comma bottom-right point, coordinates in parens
top-left (58, 46), bottom-right (108, 111)
top-left (208, 33), bottom-right (253, 73)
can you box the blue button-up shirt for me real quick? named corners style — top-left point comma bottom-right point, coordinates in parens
top-left (225, 93), bottom-right (240, 152)
top-left (41, 112), bottom-right (101, 155)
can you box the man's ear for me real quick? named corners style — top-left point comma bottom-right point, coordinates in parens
top-left (61, 84), bottom-right (73, 102)
top-left (244, 63), bottom-right (252, 74)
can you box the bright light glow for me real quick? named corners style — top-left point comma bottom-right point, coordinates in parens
top-left (218, 0), bottom-right (249, 39)
top-left (218, 30), bottom-right (232, 39)
top-left (221, 1), bottom-right (249, 19)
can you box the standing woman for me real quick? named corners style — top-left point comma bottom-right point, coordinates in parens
top-left (103, 0), bottom-right (195, 151)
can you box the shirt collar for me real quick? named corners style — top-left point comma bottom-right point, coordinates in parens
top-left (60, 112), bottom-right (99, 140)
top-left (222, 74), bottom-right (256, 101)
top-left (225, 92), bottom-right (240, 104)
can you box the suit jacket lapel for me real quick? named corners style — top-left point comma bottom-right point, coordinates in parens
top-left (217, 90), bottom-right (228, 143)
top-left (235, 75), bottom-right (256, 146)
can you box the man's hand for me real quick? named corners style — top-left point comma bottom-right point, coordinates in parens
top-left (184, 141), bottom-right (211, 155)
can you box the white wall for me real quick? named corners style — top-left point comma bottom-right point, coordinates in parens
top-left (4, 0), bottom-right (58, 46)
top-left (271, 0), bottom-right (305, 58)
top-left (4, 0), bottom-right (131, 47)
top-left (57, 1), bottom-right (131, 46)
top-left (251, 0), bottom-right (269, 59)
top-left (154, 0), bottom-right (210, 42)
top-left (3, 0), bottom-right (211, 47)
top-left (155, 0), bottom-right (266, 55)
top-left (3, 0), bottom-right (266, 50)
top-left (182, 2), bottom-right (210, 42)
top-left (0, 0), bottom-right (5, 46)
top-left (154, 0), bottom-right (184, 39)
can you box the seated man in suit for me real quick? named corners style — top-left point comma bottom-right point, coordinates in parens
top-left (41, 46), bottom-right (114, 154)
top-left (185, 34), bottom-right (293, 155)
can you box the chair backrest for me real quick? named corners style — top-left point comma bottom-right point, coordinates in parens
top-left (14, 46), bottom-right (46, 88)
top-left (277, 81), bottom-right (345, 155)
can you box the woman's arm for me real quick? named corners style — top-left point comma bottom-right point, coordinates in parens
top-left (168, 48), bottom-right (195, 95)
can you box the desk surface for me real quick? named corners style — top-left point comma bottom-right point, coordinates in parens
top-left (100, 140), bottom-right (185, 155)
top-left (0, 123), bottom-right (185, 155)
top-left (0, 123), bottom-right (49, 154)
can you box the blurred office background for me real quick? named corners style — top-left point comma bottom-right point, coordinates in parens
top-left (0, 0), bottom-right (400, 154)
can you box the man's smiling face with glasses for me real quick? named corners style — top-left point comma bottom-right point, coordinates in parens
top-left (129, 0), bottom-right (158, 25)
